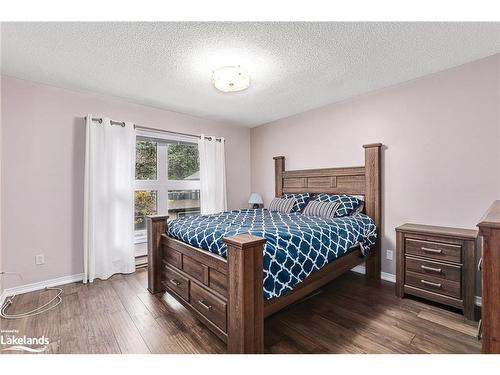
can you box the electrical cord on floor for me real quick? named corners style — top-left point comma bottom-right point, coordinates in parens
top-left (0, 271), bottom-right (63, 319)
top-left (0, 287), bottom-right (63, 320)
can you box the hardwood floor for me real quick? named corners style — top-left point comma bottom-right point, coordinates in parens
top-left (0, 269), bottom-right (481, 354)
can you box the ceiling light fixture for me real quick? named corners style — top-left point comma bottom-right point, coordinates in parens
top-left (212, 65), bottom-right (250, 93)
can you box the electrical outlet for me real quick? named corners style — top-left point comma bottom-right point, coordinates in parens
top-left (386, 249), bottom-right (393, 261)
top-left (35, 254), bottom-right (45, 265)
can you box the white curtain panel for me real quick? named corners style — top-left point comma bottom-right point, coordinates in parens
top-left (198, 135), bottom-right (227, 215)
top-left (83, 115), bottom-right (136, 283)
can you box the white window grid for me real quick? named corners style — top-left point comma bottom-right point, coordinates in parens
top-left (134, 131), bottom-right (200, 244)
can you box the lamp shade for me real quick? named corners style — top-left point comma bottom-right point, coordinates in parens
top-left (248, 193), bottom-right (263, 205)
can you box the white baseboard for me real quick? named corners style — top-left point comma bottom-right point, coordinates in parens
top-left (0, 273), bottom-right (84, 306)
top-left (351, 266), bottom-right (482, 307)
top-left (351, 264), bottom-right (396, 283)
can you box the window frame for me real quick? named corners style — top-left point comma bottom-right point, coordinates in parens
top-left (134, 130), bottom-right (200, 244)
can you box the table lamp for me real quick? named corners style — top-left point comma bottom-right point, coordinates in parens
top-left (248, 193), bottom-right (263, 209)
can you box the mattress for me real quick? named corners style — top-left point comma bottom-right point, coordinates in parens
top-left (167, 208), bottom-right (377, 300)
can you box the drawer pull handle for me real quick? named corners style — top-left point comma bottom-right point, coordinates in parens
top-left (198, 300), bottom-right (212, 310)
top-left (421, 247), bottom-right (443, 254)
top-left (420, 265), bottom-right (442, 273)
top-left (421, 279), bottom-right (442, 288)
top-left (169, 279), bottom-right (181, 287)
top-left (478, 257), bottom-right (482, 272)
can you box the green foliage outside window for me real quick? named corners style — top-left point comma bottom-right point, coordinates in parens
top-left (168, 144), bottom-right (199, 180)
top-left (135, 141), bottom-right (157, 180)
top-left (134, 191), bottom-right (157, 229)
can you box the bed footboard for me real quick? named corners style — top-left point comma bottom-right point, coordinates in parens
top-left (147, 214), bottom-right (267, 353)
top-left (146, 214), bottom-right (169, 294)
top-left (224, 235), bottom-right (267, 354)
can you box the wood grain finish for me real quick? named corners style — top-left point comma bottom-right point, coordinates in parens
top-left (282, 167), bottom-right (366, 195)
top-left (405, 238), bottom-right (462, 263)
top-left (273, 156), bottom-right (285, 197)
top-left (182, 255), bottom-right (206, 283)
top-left (405, 256), bottom-right (461, 282)
top-left (477, 200), bottom-right (500, 354)
top-left (363, 143), bottom-right (382, 280)
top-left (405, 271), bottom-right (461, 299)
top-left (146, 215), bottom-right (169, 294)
top-left (0, 270), bottom-right (481, 354)
top-left (397, 223), bottom-right (478, 239)
top-left (224, 234), bottom-right (266, 354)
top-left (190, 282), bottom-right (227, 332)
top-left (209, 268), bottom-right (228, 297)
top-left (396, 223), bottom-right (477, 321)
top-left (163, 247), bottom-right (182, 269)
top-left (163, 265), bottom-right (189, 301)
top-left (157, 235), bottom-right (230, 341)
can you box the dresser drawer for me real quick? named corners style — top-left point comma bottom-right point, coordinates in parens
top-left (406, 270), bottom-right (461, 299)
top-left (163, 265), bottom-right (190, 301)
top-left (405, 256), bottom-right (461, 282)
top-left (405, 238), bottom-right (461, 263)
top-left (190, 282), bottom-right (227, 332)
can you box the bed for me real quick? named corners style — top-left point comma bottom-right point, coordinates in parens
top-left (147, 143), bottom-right (382, 353)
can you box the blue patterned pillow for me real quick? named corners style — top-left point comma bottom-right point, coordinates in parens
top-left (314, 193), bottom-right (363, 217)
top-left (282, 193), bottom-right (311, 212)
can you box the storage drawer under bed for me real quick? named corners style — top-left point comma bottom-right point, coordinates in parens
top-left (190, 282), bottom-right (227, 331)
top-left (163, 264), bottom-right (190, 301)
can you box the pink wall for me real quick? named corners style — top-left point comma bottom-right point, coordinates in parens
top-left (0, 76), bottom-right (251, 289)
top-left (251, 54), bottom-right (500, 275)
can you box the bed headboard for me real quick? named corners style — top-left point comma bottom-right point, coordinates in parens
top-left (273, 143), bottom-right (382, 279)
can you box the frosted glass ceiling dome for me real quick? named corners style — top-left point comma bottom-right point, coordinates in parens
top-left (212, 65), bottom-right (250, 93)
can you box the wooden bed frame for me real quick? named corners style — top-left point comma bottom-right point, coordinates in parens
top-left (147, 143), bottom-right (382, 353)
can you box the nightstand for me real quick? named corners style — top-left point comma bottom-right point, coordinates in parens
top-left (395, 223), bottom-right (478, 320)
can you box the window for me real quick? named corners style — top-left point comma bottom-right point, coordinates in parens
top-left (134, 131), bottom-right (200, 245)
top-left (134, 190), bottom-right (157, 231)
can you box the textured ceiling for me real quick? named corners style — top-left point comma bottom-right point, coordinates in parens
top-left (2, 22), bottom-right (500, 127)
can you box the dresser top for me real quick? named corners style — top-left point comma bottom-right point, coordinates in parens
top-left (396, 223), bottom-right (478, 239)
top-left (477, 200), bottom-right (500, 230)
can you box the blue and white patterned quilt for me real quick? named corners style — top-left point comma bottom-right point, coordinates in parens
top-left (167, 209), bottom-right (377, 300)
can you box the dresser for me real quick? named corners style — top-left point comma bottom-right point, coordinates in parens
top-left (396, 223), bottom-right (477, 320)
top-left (477, 201), bottom-right (500, 354)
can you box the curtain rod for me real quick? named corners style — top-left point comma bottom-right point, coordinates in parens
top-left (84, 116), bottom-right (224, 142)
